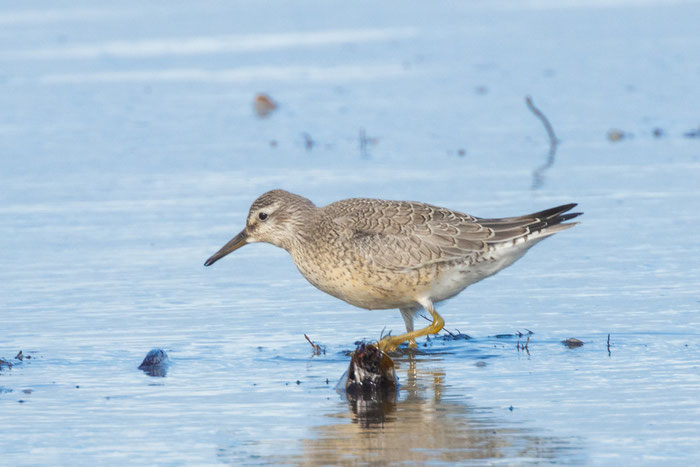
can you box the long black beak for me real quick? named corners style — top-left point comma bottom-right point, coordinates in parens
top-left (204, 229), bottom-right (247, 266)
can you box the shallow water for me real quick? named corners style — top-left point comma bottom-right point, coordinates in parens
top-left (2, 1), bottom-right (700, 465)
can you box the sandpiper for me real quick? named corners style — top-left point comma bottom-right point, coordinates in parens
top-left (204, 190), bottom-right (581, 351)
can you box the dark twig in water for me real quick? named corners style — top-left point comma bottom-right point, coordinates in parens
top-left (526, 95), bottom-right (558, 149)
top-left (304, 334), bottom-right (326, 355)
top-left (379, 326), bottom-right (392, 340)
top-left (526, 95), bottom-right (559, 190)
top-left (607, 333), bottom-right (611, 357)
top-left (359, 128), bottom-right (369, 158)
top-left (516, 336), bottom-right (531, 355)
top-left (302, 132), bottom-right (314, 151)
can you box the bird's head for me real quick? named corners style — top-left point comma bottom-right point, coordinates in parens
top-left (204, 189), bottom-right (315, 266)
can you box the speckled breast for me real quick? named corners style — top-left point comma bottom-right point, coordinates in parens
top-left (289, 241), bottom-right (431, 310)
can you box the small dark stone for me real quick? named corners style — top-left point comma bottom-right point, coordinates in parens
top-left (475, 361), bottom-right (487, 367)
top-left (607, 129), bottom-right (627, 142)
top-left (562, 338), bottom-right (584, 348)
top-left (138, 348), bottom-right (170, 377)
top-left (652, 128), bottom-right (664, 138)
top-left (296, 380), bottom-right (301, 385)
top-left (15, 351), bottom-right (23, 361)
top-left (683, 127), bottom-right (700, 138)
top-left (457, 148), bottom-right (466, 157)
top-left (509, 405), bottom-right (514, 411)
top-left (75, 385), bottom-right (80, 388)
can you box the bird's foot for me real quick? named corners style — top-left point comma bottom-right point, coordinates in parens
top-left (377, 336), bottom-right (401, 353)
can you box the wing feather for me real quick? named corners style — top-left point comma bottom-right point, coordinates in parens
top-left (322, 199), bottom-right (580, 272)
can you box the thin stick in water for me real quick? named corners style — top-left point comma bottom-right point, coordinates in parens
top-left (526, 95), bottom-right (559, 189)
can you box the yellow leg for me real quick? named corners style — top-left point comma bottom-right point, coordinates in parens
top-left (378, 301), bottom-right (444, 352)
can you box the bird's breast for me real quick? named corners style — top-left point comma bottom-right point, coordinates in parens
top-left (288, 242), bottom-right (423, 310)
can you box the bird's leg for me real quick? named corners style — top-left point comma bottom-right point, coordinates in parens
top-left (400, 308), bottom-right (418, 348)
top-left (379, 301), bottom-right (444, 352)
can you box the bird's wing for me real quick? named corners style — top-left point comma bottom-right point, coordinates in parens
top-left (328, 200), bottom-right (487, 271)
top-left (327, 199), bottom-right (580, 271)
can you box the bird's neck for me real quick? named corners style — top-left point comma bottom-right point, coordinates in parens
top-left (279, 204), bottom-right (319, 253)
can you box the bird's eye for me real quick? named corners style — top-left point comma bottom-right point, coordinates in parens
top-left (258, 212), bottom-right (268, 221)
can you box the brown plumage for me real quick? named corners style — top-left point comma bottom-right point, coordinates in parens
top-left (205, 190), bottom-right (581, 351)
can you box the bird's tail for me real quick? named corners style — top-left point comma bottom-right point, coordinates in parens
top-left (479, 203), bottom-right (582, 246)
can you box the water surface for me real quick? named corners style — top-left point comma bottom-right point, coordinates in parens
top-left (2, 1), bottom-right (700, 464)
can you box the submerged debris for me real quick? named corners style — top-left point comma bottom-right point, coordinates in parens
top-left (338, 343), bottom-right (398, 426)
top-left (302, 132), bottom-right (315, 151)
top-left (1, 351), bottom-right (33, 371)
top-left (345, 343), bottom-right (397, 398)
top-left (253, 93), bottom-right (277, 118)
top-left (304, 334), bottom-right (326, 356)
top-left (607, 129), bottom-right (629, 142)
top-left (494, 334), bottom-right (515, 339)
top-left (138, 348), bottom-right (170, 377)
top-left (517, 336), bottom-right (531, 354)
top-left (358, 128), bottom-right (378, 158)
top-left (434, 329), bottom-right (471, 342)
top-left (683, 126), bottom-right (700, 138)
top-left (562, 338), bottom-right (584, 348)
top-left (526, 95), bottom-right (559, 190)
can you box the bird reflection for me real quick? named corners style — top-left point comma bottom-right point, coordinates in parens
top-left (297, 352), bottom-right (579, 465)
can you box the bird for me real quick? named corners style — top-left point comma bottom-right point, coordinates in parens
top-left (204, 190), bottom-right (581, 351)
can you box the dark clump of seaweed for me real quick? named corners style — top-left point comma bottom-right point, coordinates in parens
top-left (138, 348), bottom-right (170, 377)
top-left (561, 338), bottom-right (584, 349)
top-left (345, 343), bottom-right (397, 398)
top-left (340, 342), bottom-right (398, 427)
